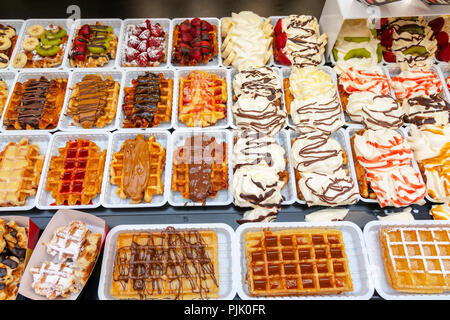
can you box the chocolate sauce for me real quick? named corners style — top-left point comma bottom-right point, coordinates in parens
top-left (405, 95), bottom-right (450, 126)
top-left (130, 73), bottom-right (161, 126)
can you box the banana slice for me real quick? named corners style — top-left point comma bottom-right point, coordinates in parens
top-left (12, 52), bottom-right (27, 68)
top-left (22, 37), bottom-right (39, 51)
top-left (0, 26), bottom-right (15, 39)
top-left (27, 24), bottom-right (45, 38)
top-left (0, 53), bottom-right (9, 68)
top-left (0, 37), bottom-right (11, 51)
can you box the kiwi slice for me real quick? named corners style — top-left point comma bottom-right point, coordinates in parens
top-left (344, 36), bottom-right (370, 43)
top-left (403, 45), bottom-right (428, 56)
top-left (398, 24), bottom-right (424, 35)
top-left (87, 42), bottom-right (108, 54)
top-left (377, 44), bottom-right (382, 63)
top-left (35, 44), bottom-right (60, 57)
top-left (40, 35), bottom-right (61, 46)
top-left (343, 48), bottom-right (371, 60)
top-left (332, 47), bottom-right (338, 62)
top-left (45, 29), bottom-right (67, 39)
top-left (370, 28), bottom-right (377, 38)
top-left (90, 25), bottom-right (113, 34)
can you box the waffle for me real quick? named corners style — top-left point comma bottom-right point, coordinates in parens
top-left (379, 227), bottom-right (450, 293)
top-left (0, 81), bottom-right (9, 115)
top-left (4, 77), bottom-right (67, 130)
top-left (0, 139), bottom-right (45, 206)
top-left (30, 261), bottom-right (79, 299)
top-left (178, 71), bottom-right (227, 127)
top-left (0, 219), bottom-right (28, 300)
top-left (122, 73), bottom-right (173, 128)
top-left (110, 134), bottom-right (166, 203)
top-left (111, 227), bottom-right (219, 300)
top-left (171, 135), bottom-right (228, 203)
top-left (45, 139), bottom-right (106, 205)
top-left (245, 228), bottom-right (353, 296)
top-left (0, 24), bottom-right (18, 67)
top-left (67, 74), bottom-right (120, 129)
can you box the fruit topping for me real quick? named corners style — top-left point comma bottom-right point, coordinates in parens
top-left (438, 43), bottom-right (450, 62)
top-left (383, 50), bottom-right (396, 63)
top-left (436, 31), bottom-right (449, 47)
top-left (428, 17), bottom-right (445, 35)
top-left (274, 19), bottom-right (283, 36)
top-left (275, 32), bottom-right (287, 50)
top-left (343, 48), bottom-right (371, 60)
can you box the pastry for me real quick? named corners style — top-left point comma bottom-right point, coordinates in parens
top-left (66, 74), bottom-right (120, 129)
top-left (4, 76), bottom-right (67, 130)
top-left (0, 80), bottom-right (9, 116)
top-left (232, 67), bottom-right (286, 136)
top-left (122, 20), bottom-right (167, 67)
top-left (430, 203), bottom-right (450, 220)
top-left (273, 15), bottom-right (327, 67)
top-left (221, 11), bottom-right (273, 71)
top-left (178, 71), bottom-right (227, 127)
top-left (69, 22), bottom-right (118, 68)
top-left (110, 134), bottom-right (165, 204)
top-left (245, 228), bottom-right (353, 296)
top-left (0, 24), bottom-right (18, 68)
top-left (111, 227), bottom-right (219, 300)
top-left (171, 18), bottom-right (218, 66)
top-left (45, 139), bottom-right (106, 206)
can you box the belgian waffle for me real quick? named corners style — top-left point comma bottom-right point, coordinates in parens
top-left (0, 139), bottom-right (44, 206)
top-left (45, 139), bottom-right (106, 205)
top-left (380, 227), bottom-right (450, 293)
top-left (245, 228), bottom-right (353, 296)
top-left (30, 261), bottom-right (78, 299)
top-left (178, 71), bottom-right (227, 127)
top-left (122, 73), bottom-right (173, 128)
top-left (67, 74), bottom-right (120, 129)
top-left (4, 77), bottom-right (67, 130)
top-left (0, 80), bottom-right (9, 115)
top-left (110, 134), bottom-right (166, 204)
top-left (171, 135), bottom-right (228, 203)
top-left (110, 227), bottom-right (219, 300)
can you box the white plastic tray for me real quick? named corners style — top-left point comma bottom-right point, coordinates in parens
top-left (167, 128), bottom-right (232, 207)
top-left (435, 63), bottom-right (450, 103)
top-left (36, 131), bottom-right (111, 210)
top-left (364, 220), bottom-right (450, 300)
top-left (174, 67), bottom-right (231, 129)
top-left (115, 68), bottom-right (175, 130)
top-left (102, 130), bottom-right (171, 208)
top-left (57, 69), bottom-right (124, 132)
top-left (0, 70), bottom-right (71, 133)
top-left (0, 20), bottom-right (24, 70)
top-left (97, 223), bottom-right (237, 300)
top-left (235, 221), bottom-right (374, 300)
top-left (0, 70), bottom-right (17, 118)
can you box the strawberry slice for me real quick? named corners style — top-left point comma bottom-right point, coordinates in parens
top-left (136, 52), bottom-right (149, 66)
top-left (127, 35), bottom-right (140, 49)
top-left (439, 43), bottom-right (450, 62)
top-left (191, 18), bottom-right (201, 27)
top-left (381, 28), bottom-right (393, 48)
top-left (383, 51), bottom-right (396, 63)
top-left (274, 19), bottom-right (283, 36)
top-left (151, 24), bottom-right (164, 37)
top-left (278, 49), bottom-right (291, 66)
top-left (181, 32), bottom-right (193, 43)
top-left (436, 31), bottom-right (449, 47)
top-left (125, 47), bottom-right (139, 62)
top-left (201, 20), bottom-right (213, 32)
top-left (429, 17), bottom-right (445, 35)
top-left (275, 32), bottom-right (287, 49)
top-left (147, 37), bottom-right (162, 48)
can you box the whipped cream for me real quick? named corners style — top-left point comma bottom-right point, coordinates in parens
top-left (402, 95), bottom-right (450, 127)
top-left (377, 207), bottom-right (415, 221)
top-left (339, 66), bottom-right (391, 95)
top-left (304, 208), bottom-right (349, 222)
top-left (391, 69), bottom-right (442, 100)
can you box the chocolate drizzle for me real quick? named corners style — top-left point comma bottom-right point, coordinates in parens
top-left (129, 73), bottom-right (161, 126)
top-left (404, 95), bottom-right (450, 126)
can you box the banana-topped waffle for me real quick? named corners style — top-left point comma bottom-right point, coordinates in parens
top-left (245, 228), bottom-right (353, 296)
top-left (67, 74), bottom-right (120, 129)
top-left (0, 139), bottom-right (45, 207)
top-left (111, 227), bottom-right (219, 299)
top-left (110, 134), bottom-right (166, 204)
top-left (0, 219), bottom-right (28, 300)
top-left (0, 80), bottom-right (9, 115)
top-left (178, 71), bottom-right (227, 127)
top-left (122, 72), bottom-right (173, 128)
top-left (45, 139), bottom-right (106, 206)
top-left (172, 135), bottom-right (228, 203)
top-left (379, 226), bottom-right (450, 293)
top-left (0, 24), bottom-right (18, 69)
top-left (4, 77), bottom-right (67, 130)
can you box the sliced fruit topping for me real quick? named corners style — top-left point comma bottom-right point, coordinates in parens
top-left (35, 44), bottom-right (60, 57)
top-left (78, 24), bottom-right (91, 39)
top-left (277, 49), bottom-right (291, 66)
top-left (397, 24), bottom-right (424, 35)
top-left (274, 19), bottom-right (283, 36)
top-left (383, 50), bottom-right (396, 63)
top-left (436, 31), bottom-right (449, 47)
top-left (275, 32), bottom-right (287, 49)
top-left (45, 28), bottom-right (67, 39)
top-left (377, 43), bottom-right (382, 63)
top-left (343, 36), bottom-right (370, 43)
top-left (428, 17), bottom-right (445, 35)
top-left (402, 45), bottom-right (428, 56)
top-left (41, 34), bottom-right (61, 46)
top-left (332, 47), bottom-right (338, 62)
top-left (438, 43), bottom-right (450, 62)
top-left (343, 48), bottom-right (371, 60)
top-left (12, 52), bottom-right (27, 68)
top-left (27, 24), bottom-right (45, 38)
top-left (21, 37), bottom-right (39, 51)
top-left (380, 28), bottom-right (394, 48)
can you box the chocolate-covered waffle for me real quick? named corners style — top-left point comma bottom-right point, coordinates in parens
top-left (0, 24), bottom-right (18, 68)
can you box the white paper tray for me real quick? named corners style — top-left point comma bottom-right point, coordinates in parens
top-left (170, 17), bottom-right (221, 68)
top-left (97, 223), bottom-right (237, 300)
top-left (118, 18), bottom-right (172, 69)
top-left (167, 128), bottom-right (232, 207)
top-left (0, 70), bottom-right (71, 133)
top-left (115, 68), bottom-right (175, 130)
top-left (363, 219), bottom-right (450, 300)
top-left (102, 130), bottom-right (171, 208)
top-left (0, 20), bottom-right (24, 70)
top-left (36, 131), bottom-right (111, 210)
top-left (173, 67), bottom-right (231, 129)
top-left (57, 68), bottom-right (124, 132)
top-left (0, 131), bottom-right (51, 211)
top-left (235, 221), bottom-right (374, 300)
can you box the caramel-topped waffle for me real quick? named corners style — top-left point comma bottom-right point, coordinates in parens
top-left (110, 134), bottom-right (166, 203)
top-left (111, 227), bottom-right (219, 300)
top-left (379, 227), bottom-right (450, 293)
top-left (0, 80), bottom-right (9, 115)
top-left (0, 139), bottom-right (44, 207)
top-left (4, 77), bottom-right (67, 130)
top-left (122, 73), bottom-right (173, 128)
top-left (171, 135), bottom-right (228, 203)
top-left (67, 74), bottom-right (120, 129)
top-left (245, 228), bottom-right (353, 296)
top-left (178, 71), bottom-right (227, 127)
top-left (45, 139), bottom-right (106, 205)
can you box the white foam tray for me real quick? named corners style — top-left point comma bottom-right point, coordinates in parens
top-left (65, 19), bottom-right (123, 70)
top-left (98, 223), bottom-right (237, 300)
top-left (173, 67), bottom-right (231, 130)
top-left (115, 68), bottom-right (175, 130)
top-left (170, 17), bottom-right (221, 68)
top-left (57, 68), bottom-right (124, 132)
top-left (0, 131), bottom-right (51, 211)
top-left (0, 20), bottom-right (25, 70)
top-left (102, 130), bottom-right (171, 208)
top-left (36, 131), bottom-right (111, 210)
top-left (364, 220), bottom-right (450, 300)
top-left (230, 128), bottom-right (296, 206)
top-left (0, 70), bottom-right (71, 133)
top-left (168, 128), bottom-right (232, 207)
top-left (118, 18), bottom-right (172, 69)
top-left (235, 221), bottom-right (374, 300)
